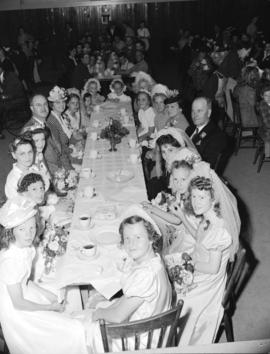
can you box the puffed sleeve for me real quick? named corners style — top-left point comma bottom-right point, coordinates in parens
top-left (208, 227), bottom-right (232, 252)
top-left (123, 267), bottom-right (157, 303)
top-left (0, 256), bottom-right (26, 285)
top-left (147, 108), bottom-right (156, 127)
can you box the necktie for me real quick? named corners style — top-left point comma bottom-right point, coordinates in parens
top-left (192, 128), bottom-right (200, 143)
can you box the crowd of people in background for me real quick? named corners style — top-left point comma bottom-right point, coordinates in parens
top-left (0, 15), bottom-right (268, 353)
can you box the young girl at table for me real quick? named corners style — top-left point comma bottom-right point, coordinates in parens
top-left (167, 175), bottom-right (236, 345)
top-left (0, 197), bottom-right (88, 354)
top-left (107, 78), bottom-right (131, 103)
top-left (82, 208), bottom-right (172, 352)
top-left (5, 137), bottom-right (49, 200)
top-left (82, 78), bottom-right (105, 106)
top-left (81, 92), bottom-right (93, 127)
top-left (64, 92), bottom-right (81, 132)
top-left (137, 90), bottom-right (156, 144)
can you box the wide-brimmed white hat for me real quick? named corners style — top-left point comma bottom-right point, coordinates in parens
top-left (0, 196), bottom-right (37, 229)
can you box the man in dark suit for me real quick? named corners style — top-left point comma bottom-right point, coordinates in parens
top-left (186, 96), bottom-right (227, 169)
top-left (70, 53), bottom-right (91, 90)
top-left (0, 62), bottom-right (26, 138)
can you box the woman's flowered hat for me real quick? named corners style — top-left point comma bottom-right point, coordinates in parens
top-left (48, 86), bottom-right (68, 102)
top-left (164, 89), bottom-right (180, 105)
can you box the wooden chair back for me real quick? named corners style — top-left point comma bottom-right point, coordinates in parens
top-left (222, 247), bottom-right (247, 311)
top-left (229, 90), bottom-right (241, 126)
top-left (99, 300), bottom-right (184, 352)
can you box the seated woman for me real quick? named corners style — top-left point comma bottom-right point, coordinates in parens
top-left (107, 78), bottom-right (131, 103)
top-left (164, 92), bottom-right (189, 131)
top-left (46, 86), bottom-right (73, 171)
top-left (81, 93), bottom-right (93, 128)
top-left (65, 91), bottom-right (81, 133)
top-left (151, 84), bottom-right (170, 132)
top-left (106, 51), bottom-right (120, 72)
top-left (82, 211), bottom-right (172, 352)
top-left (5, 137), bottom-right (49, 200)
top-left (22, 126), bottom-right (51, 186)
top-left (233, 66), bottom-right (260, 128)
top-left (82, 78), bottom-right (105, 106)
top-left (0, 197), bottom-right (88, 354)
top-left (146, 127), bottom-right (200, 200)
top-left (137, 90), bottom-right (156, 144)
top-left (132, 72), bottom-right (156, 112)
top-left (167, 176), bottom-right (238, 345)
top-left (257, 84), bottom-right (270, 157)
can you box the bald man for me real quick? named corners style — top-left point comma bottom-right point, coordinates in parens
top-left (186, 96), bottom-right (227, 169)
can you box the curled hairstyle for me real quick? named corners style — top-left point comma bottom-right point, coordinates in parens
top-left (186, 176), bottom-right (220, 216)
top-left (119, 215), bottom-right (162, 254)
top-left (171, 160), bottom-right (193, 173)
top-left (22, 127), bottom-right (50, 141)
top-left (67, 93), bottom-right (80, 105)
top-left (9, 136), bottom-right (35, 155)
top-left (83, 92), bottom-right (92, 102)
top-left (17, 173), bottom-right (45, 193)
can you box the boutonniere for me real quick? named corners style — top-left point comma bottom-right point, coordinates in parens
top-left (200, 132), bottom-right (207, 139)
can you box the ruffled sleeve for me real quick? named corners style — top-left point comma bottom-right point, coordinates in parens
top-left (206, 226), bottom-right (232, 253)
top-left (122, 266), bottom-right (157, 303)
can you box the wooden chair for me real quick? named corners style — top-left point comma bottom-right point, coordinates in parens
top-left (230, 90), bottom-right (259, 155)
top-left (253, 134), bottom-right (270, 172)
top-left (0, 325), bottom-right (9, 354)
top-left (216, 247), bottom-right (247, 342)
top-left (99, 300), bottom-right (184, 352)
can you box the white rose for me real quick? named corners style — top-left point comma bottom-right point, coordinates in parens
top-left (48, 241), bottom-right (59, 252)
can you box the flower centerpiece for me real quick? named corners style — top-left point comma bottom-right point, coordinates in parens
top-left (165, 252), bottom-right (196, 295)
top-left (42, 224), bottom-right (69, 274)
top-left (100, 118), bottom-right (129, 151)
top-left (53, 168), bottom-right (79, 195)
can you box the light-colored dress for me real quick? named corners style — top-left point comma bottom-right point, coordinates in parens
top-left (107, 92), bottom-right (131, 103)
top-left (0, 245), bottom-right (88, 354)
top-left (5, 163), bottom-right (50, 200)
top-left (85, 254), bottom-right (172, 353)
top-left (177, 219), bottom-right (232, 345)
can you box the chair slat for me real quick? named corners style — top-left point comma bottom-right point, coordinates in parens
top-left (146, 329), bottom-right (153, 349)
top-left (134, 332), bottom-right (140, 350)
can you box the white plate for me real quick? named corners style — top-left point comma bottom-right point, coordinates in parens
top-left (95, 230), bottom-right (120, 245)
top-left (107, 169), bottom-right (134, 183)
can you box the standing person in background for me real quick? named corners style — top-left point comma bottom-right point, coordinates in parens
top-left (137, 21), bottom-right (151, 52)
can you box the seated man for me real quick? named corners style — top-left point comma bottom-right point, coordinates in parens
top-left (127, 50), bottom-right (149, 74)
top-left (0, 62), bottom-right (26, 139)
top-left (186, 96), bottom-right (227, 169)
top-left (70, 53), bottom-right (91, 90)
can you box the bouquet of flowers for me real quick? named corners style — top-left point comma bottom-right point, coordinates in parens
top-left (53, 168), bottom-right (79, 194)
top-left (42, 224), bottom-right (69, 274)
top-left (100, 118), bottom-right (129, 151)
top-left (151, 191), bottom-right (176, 212)
top-left (165, 252), bottom-right (196, 295)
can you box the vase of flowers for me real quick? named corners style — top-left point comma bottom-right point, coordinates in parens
top-left (53, 168), bottom-right (79, 196)
top-left (100, 118), bottom-right (129, 152)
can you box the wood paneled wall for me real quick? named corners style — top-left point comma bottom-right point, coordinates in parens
top-left (0, 0), bottom-right (269, 47)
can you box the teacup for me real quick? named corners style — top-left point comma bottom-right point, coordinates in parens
top-left (80, 243), bottom-right (96, 257)
top-left (129, 139), bottom-right (136, 148)
top-left (92, 120), bottom-right (99, 128)
top-left (80, 168), bottom-right (90, 179)
top-left (94, 105), bottom-right (100, 113)
top-left (130, 153), bottom-right (139, 164)
top-left (90, 132), bottom-right (97, 141)
top-left (89, 150), bottom-right (98, 159)
top-left (83, 185), bottom-right (95, 198)
top-left (79, 215), bottom-right (92, 229)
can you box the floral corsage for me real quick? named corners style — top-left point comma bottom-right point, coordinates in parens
top-left (165, 252), bottom-right (196, 295)
top-left (53, 168), bottom-right (78, 195)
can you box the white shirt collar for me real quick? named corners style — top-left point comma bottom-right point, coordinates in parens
top-left (32, 116), bottom-right (45, 127)
top-left (197, 122), bottom-right (209, 133)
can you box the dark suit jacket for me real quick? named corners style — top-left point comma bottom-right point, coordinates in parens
top-left (186, 120), bottom-right (227, 169)
top-left (70, 63), bottom-right (91, 90)
top-left (1, 71), bottom-right (25, 100)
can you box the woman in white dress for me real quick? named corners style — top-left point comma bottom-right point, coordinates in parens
top-left (0, 197), bottom-right (88, 354)
top-left (170, 176), bottom-right (236, 345)
top-left (82, 210), bottom-right (172, 353)
top-left (107, 78), bottom-right (131, 103)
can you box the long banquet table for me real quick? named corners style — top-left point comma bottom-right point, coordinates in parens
top-left (54, 101), bottom-right (148, 299)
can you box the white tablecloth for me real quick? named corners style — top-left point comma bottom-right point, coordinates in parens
top-left (54, 102), bottom-right (148, 299)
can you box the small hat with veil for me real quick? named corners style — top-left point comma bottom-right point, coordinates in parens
top-left (153, 127), bottom-right (201, 178)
